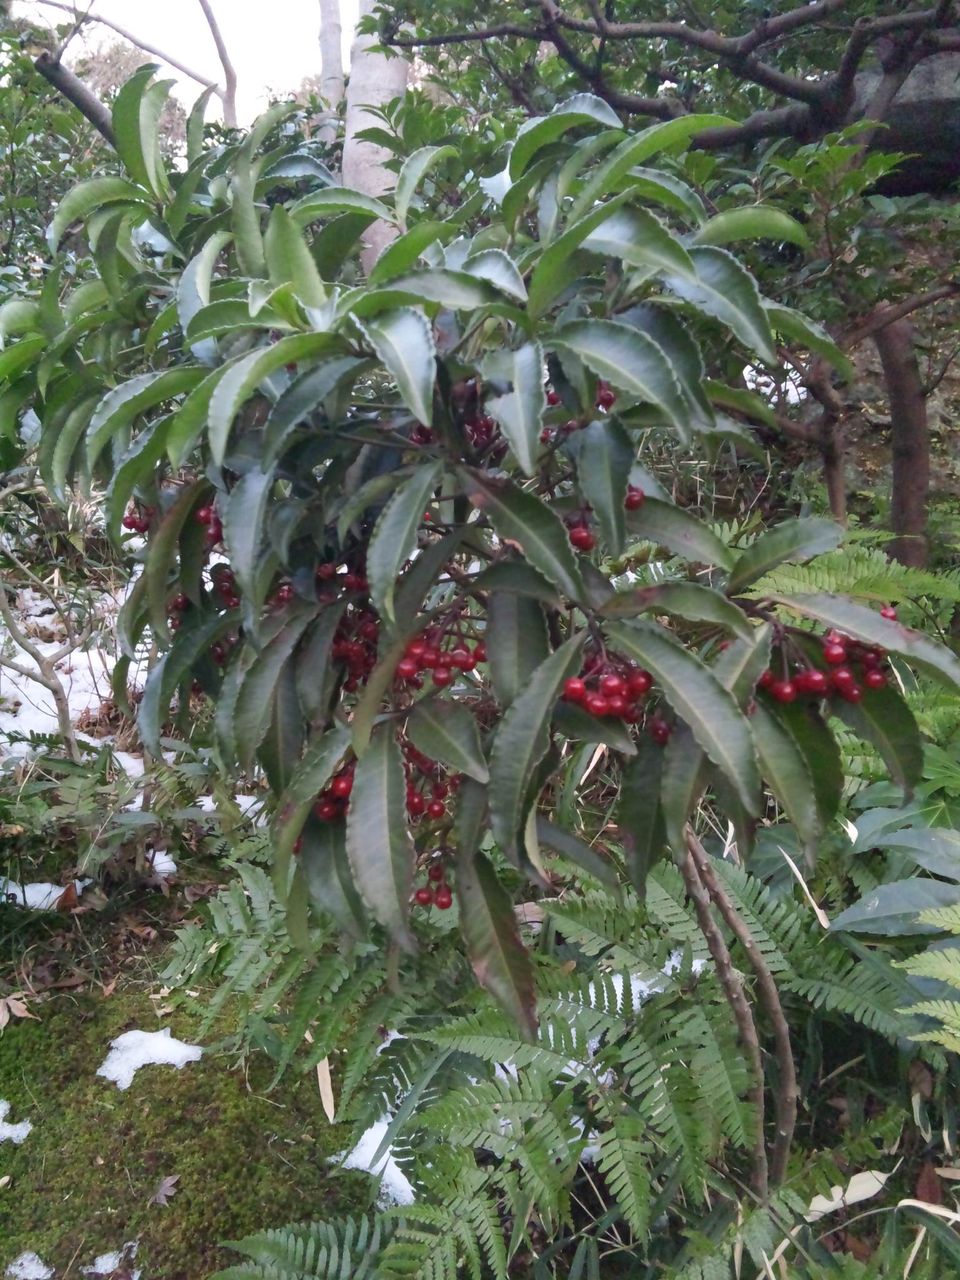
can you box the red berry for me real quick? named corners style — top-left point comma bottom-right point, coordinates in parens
top-left (649, 718), bottom-right (672, 745)
top-left (432, 781), bottom-right (449, 799)
top-left (546, 389), bottom-right (561, 406)
top-left (622, 703), bottom-right (641, 723)
top-left (427, 799), bottom-right (445, 819)
top-left (861, 649), bottom-right (882, 669)
top-left (585, 693), bottom-right (610, 717)
top-left (293, 837), bottom-right (303, 855)
top-left (540, 428), bottom-right (554, 444)
top-left (122, 513), bottom-right (138, 530)
top-left (397, 656), bottom-right (419, 680)
top-left (832, 666), bottom-right (856, 688)
top-left (274, 583), bottom-right (294, 605)
top-left (600, 673), bottom-right (626, 697)
top-left (757, 669), bottom-right (775, 689)
top-left (434, 885), bottom-right (453, 910)
top-left (432, 665), bottom-right (453, 688)
top-left (880, 605), bottom-right (897, 620)
top-left (170, 592), bottom-right (189, 612)
top-left (624, 485), bottom-right (645, 511)
top-left (628, 670), bottom-right (652, 696)
top-left (316, 562), bottom-right (337, 580)
top-left (797, 669), bottom-right (828, 695)
top-left (211, 642), bottom-right (227, 665)
top-left (473, 642), bottom-right (487, 663)
top-left (331, 774), bottom-right (353, 799)
top-left (415, 887), bottom-right (434, 906)
top-left (569, 525), bottom-right (596, 552)
top-left (596, 384), bottom-right (616, 410)
top-left (407, 792), bottom-right (426, 816)
top-left (196, 505), bottom-right (214, 525)
top-left (449, 647), bottom-right (475, 671)
top-left (606, 694), bottom-right (628, 717)
top-left (823, 642), bottom-right (847, 665)
top-left (315, 799), bottom-right (340, 821)
top-left (421, 645), bottom-right (441, 668)
top-left (769, 679), bottom-right (797, 704)
top-left (837, 682), bottom-right (863, 703)
top-left (406, 639), bottom-right (426, 660)
top-left (427, 862), bottom-right (445, 882)
top-left (563, 677), bottom-right (587, 703)
top-left (864, 669), bottom-right (886, 689)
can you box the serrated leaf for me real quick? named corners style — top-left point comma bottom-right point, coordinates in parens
top-left (582, 205), bottom-right (694, 278)
top-left (234, 609), bottom-right (316, 770)
top-left (407, 699), bottom-right (489, 783)
top-left (509, 94), bottom-right (621, 180)
top-left (358, 307), bottom-right (436, 426)
top-left (112, 66), bottom-right (171, 201)
top-left (456, 849), bottom-right (538, 1040)
top-left (49, 177), bottom-right (150, 248)
top-left (346, 725), bottom-right (416, 950)
top-left (271, 723), bottom-right (353, 896)
top-left (290, 187), bottom-right (396, 227)
top-left (462, 249), bottom-right (527, 302)
top-left (693, 206), bottom-right (810, 250)
top-left (106, 417), bottom-right (170, 542)
top-left (569, 418), bottom-right (633, 555)
top-left (831, 880), bottom-right (960, 936)
top-left (768, 700), bottom-right (842, 834)
top-left (295, 601), bottom-right (347, 719)
top-left (626, 496), bottom-right (735, 569)
top-left (767, 304), bottom-right (853, 380)
top-left (771, 593), bottom-right (960, 689)
top-left (459, 469), bottom-right (585, 603)
top-left (473, 561), bottom-right (560, 605)
top-left (265, 205), bottom-right (327, 307)
top-left (145, 481), bottom-right (208, 639)
top-left (265, 357), bottom-right (370, 466)
top-left (609, 620), bottom-right (760, 812)
top-left (395, 144), bottom-right (457, 225)
top-left (703, 379), bottom-right (776, 427)
top-left (752, 703), bottom-right (822, 859)
top-left (553, 320), bottom-right (689, 437)
top-left (664, 246), bottom-right (776, 364)
top-left (833, 683), bottom-right (924, 797)
top-left (484, 341), bottom-right (544, 476)
top-left (177, 230), bottom-right (232, 337)
top-left (222, 466), bottom-right (276, 606)
top-left (527, 194), bottom-right (633, 315)
top-left (728, 518), bottom-right (843, 595)
top-left (600, 581), bottom-right (752, 639)
top-left (86, 369), bottom-right (204, 472)
top-left (489, 634), bottom-right (585, 865)
top-left (354, 269), bottom-right (503, 314)
top-left (367, 463), bottom-right (441, 626)
top-left (619, 738), bottom-right (667, 897)
top-left (553, 700), bottom-right (637, 755)
top-left (138, 611), bottom-right (236, 753)
top-left (535, 817), bottom-right (620, 889)
top-left (486, 592), bottom-right (549, 709)
top-left (871, 827), bottom-right (960, 880)
top-left (300, 816), bottom-right (367, 938)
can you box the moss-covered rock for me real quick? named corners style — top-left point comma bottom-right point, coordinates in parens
top-left (0, 989), bottom-right (370, 1278)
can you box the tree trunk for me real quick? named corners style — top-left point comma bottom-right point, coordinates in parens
top-left (318, 0), bottom-right (345, 144)
top-left (875, 319), bottom-right (930, 566)
top-left (343, 0), bottom-right (408, 273)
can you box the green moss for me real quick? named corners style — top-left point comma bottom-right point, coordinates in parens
top-left (0, 988), bottom-right (371, 1278)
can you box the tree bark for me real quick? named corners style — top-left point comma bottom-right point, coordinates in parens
top-left (197, 0), bottom-right (237, 127)
top-left (875, 319), bottom-right (930, 566)
top-left (343, 0), bottom-right (408, 273)
top-left (318, 0), bottom-right (345, 144)
top-left (34, 51), bottom-right (115, 146)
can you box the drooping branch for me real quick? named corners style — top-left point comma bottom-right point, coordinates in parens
top-left (34, 49), bottom-right (115, 144)
top-left (196, 0), bottom-right (237, 127)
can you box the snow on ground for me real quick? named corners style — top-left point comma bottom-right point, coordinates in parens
top-left (146, 849), bottom-right (178, 877)
top-left (80, 1243), bottom-right (141, 1279)
top-left (96, 1028), bottom-right (202, 1091)
top-left (0, 1100), bottom-right (32, 1144)
top-left (0, 880), bottom-right (90, 910)
top-left (339, 1118), bottom-right (416, 1206)
top-left (4, 1255), bottom-right (53, 1280)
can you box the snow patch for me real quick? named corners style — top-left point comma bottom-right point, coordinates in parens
top-left (81, 1241), bottom-right (141, 1279)
top-left (96, 1027), bottom-right (202, 1090)
top-left (147, 848), bottom-right (177, 877)
top-left (340, 1118), bottom-right (416, 1206)
top-left (5, 1254), bottom-right (53, 1280)
top-left (0, 879), bottom-right (89, 910)
top-left (0, 1100), bottom-right (32, 1144)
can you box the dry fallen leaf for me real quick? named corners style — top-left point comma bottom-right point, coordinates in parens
top-left (150, 1173), bottom-right (180, 1206)
top-left (0, 996), bottom-right (38, 1029)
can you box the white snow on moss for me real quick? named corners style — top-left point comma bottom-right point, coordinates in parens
top-left (0, 1100), bottom-right (32, 1144)
top-left (5, 1254), bottom-right (53, 1280)
top-left (340, 1118), bottom-right (416, 1206)
top-left (80, 1242), bottom-right (141, 1278)
top-left (96, 1027), bottom-right (202, 1090)
top-left (0, 879), bottom-right (89, 911)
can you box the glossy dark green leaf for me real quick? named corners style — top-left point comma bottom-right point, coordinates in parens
top-left (300, 816), bottom-right (367, 938)
top-left (138, 611), bottom-right (236, 754)
top-left (509, 94), bottom-right (620, 180)
top-left (600, 581), bottom-right (752, 639)
top-left (112, 66), bottom-right (171, 200)
top-left (872, 827), bottom-right (960, 880)
top-left (407, 699), bottom-right (489, 783)
top-left (459, 469), bottom-right (585, 604)
top-left (535, 818), bottom-right (619, 890)
top-left (270, 722), bottom-right (352, 898)
top-left (221, 466), bottom-right (275, 608)
top-left (473, 561), bottom-right (560, 606)
top-left (487, 592), bottom-right (549, 709)
top-left (258, 662), bottom-right (303, 792)
top-left (346, 724), bottom-right (416, 950)
top-left (295, 600), bottom-right (348, 720)
top-left (831, 880), bottom-right (960, 936)
top-left (462, 249), bottom-right (527, 302)
top-left (693, 206), bottom-right (810, 250)
top-left (485, 342), bottom-right (544, 476)
top-left (619, 738), bottom-right (668, 897)
top-left (770, 700), bottom-right (842, 833)
top-left (290, 187), bottom-right (395, 226)
top-left (664, 246), bottom-right (776, 364)
top-left (626, 497), bottom-right (735, 570)
top-left (368, 221), bottom-right (456, 284)
top-left (145, 481), bottom-right (208, 639)
top-left (767, 304), bottom-right (854, 380)
top-left (234, 609), bottom-right (316, 770)
top-left (395, 144), bottom-right (457, 223)
top-left (265, 357), bottom-right (369, 466)
top-left (609, 620), bottom-right (760, 812)
top-left (106, 418), bottom-right (171, 542)
top-left (50, 177), bottom-right (150, 247)
top-left (833, 683), bottom-right (924, 797)
top-left (86, 369), bottom-right (205, 472)
top-left (489, 634), bottom-right (585, 865)
top-left (620, 304), bottom-right (713, 431)
top-left (552, 701), bottom-right (637, 755)
top-left (569, 418), bottom-right (633, 555)
top-left (727, 518), bottom-right (843, 595)
top-left (358, 307), bottom-right (436, 426)
top-left (367, 462), bottom-right (442, 627)
top-left (752, 703), bottom-right (822, 858)
top-left (456, 850), bottom-right (537, 1041)
top-left (581, 205), bottom-right (694, 277)
top-left (265, 204), bottom-right (327, 307)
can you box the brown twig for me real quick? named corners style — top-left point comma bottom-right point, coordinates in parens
top-left (33, 50), bottom-right (115, 145)
top-left (686, 829), bottom-right (798, 1188)
top-left (678, 840), bottom-right (769, 1201)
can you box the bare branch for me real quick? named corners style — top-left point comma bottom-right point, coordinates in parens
top-left (196, 0), bottom-right (237, 127)
top-left (840, 283), bottom-right (960, 348)
top-left (34, 50), bottom-right (115, 145)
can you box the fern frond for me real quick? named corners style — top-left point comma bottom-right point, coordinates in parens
top-left (214, 1213), bottom-right (395, 1280)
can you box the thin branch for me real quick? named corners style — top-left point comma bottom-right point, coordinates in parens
top-left (686, 831), bottom-right (798, 1188)
top-left (196, 0), bottom-right (237, 127)
top-left (33, 50), bottom-right (115, 144)
top-left (840, 283), bottom-right (960, 348)
top-left (678, 841), bottom-right (769, 1202)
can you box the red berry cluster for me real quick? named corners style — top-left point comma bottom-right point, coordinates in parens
top-left (122, 504), bottom-right (154, 533)
top-left (595, 381), bottom-right (617, 410)
top-left (465, 412), bottom-right (498, 448)
top-left (414, 858), bottom-right (453, 909)
top-left (313, 760), bottom-right (356, 822)
top-left (566, 513), bottom-right (596, 552)
top-left (403, 742), bottom-right (461, 820)
top-left (315, 559), bottom-right (369, 601)
top-left (759, 623), bottom-right (894, 705)
top-left (563, 657), bottom-right (653, 722)
top-left (195, 504), bottom-right (223, 548)
top-left (395, 628), bottom-right (486, 687)
top-left (410, 424), bottom-right (434, 445)
top-left (210, 563), bottom-right (241, 609)
top-left (332, 606), bottom-right (381, 693)
top-left (167, 591), bottom-right (190, 632)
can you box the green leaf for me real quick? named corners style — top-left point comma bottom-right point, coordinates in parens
top-left (509, 94), bottom-right (621, 180)
top-left (621, 303), bottom-right (713, 431)
top-left (833, 683), bottom-right (924, 797)
top-left (771, 593), bottom-right (960, 689)
top-left (407, 699), bottom-right (489, 783)
top-left (459, 469), bottom-right (585, 603)
top-left (553, 701), bottom-right (637, 756)
top-left (295, 601), bottom-right (347, 719)
top-left (553, 320), bottom-right (690, 437)
top-left (290, 187), bottom-right (395, 227)
top-left (300, 817), bottom-right (367, 939)
top-left (581, 205), bottom-right (694, 278)
top-left (394, 144), bottom-right (457, 225)
top-left (357, 307), bottom-right (435, 426)
top-left (86, 369), bottom-right (204, 472)
top-left (234, 609), bottom-right (316, 770)
top-left (265, 205), bottom-right (327, 307)
top-left (186, 85), bottom-right (217, 165)
top-left (766, 304), bottom-right (854, 380)
top-left (462, 249), bottom-right (528, 302)
top-left (265, 356), bottom-right (369, 466)
top-left (230, 157), bottom-right (265, 277)
top-left (664, 246), bottom-right (776, 364)
top-left (271, 723), bottom-right (353, 897)
top-left (208, 333), bottom-right (337, 465)
top-left (527, 195), bottom-right (632, 315)
top-left (456, 850), bottom-right (537, 1041)
top-left (221, 465), bottom-right (276, 611)
top-left (693, 206), bottom-right (810, 250)
top-left (367, 222), bottom-right (455, 284)
top-left (473, 561), bottom-right (560, 605)
top-left (768, 701), bottom-right (842, 834)
top-left (727, 518), bottom-right (844, 595)
top-left (625, 496), bottom-right (735, 570)
top-left (600, 581), bottom-right (752, 639)
top-left (486, 593), bottom-right (550, 709)
top-left (367, 463), bottom-right (441, 627)
top-left (138, 611), bottom-right (236, 754)
top-left (489, 634), bottom-right (585, 865)
top-left (354, 269), bottom-right (502, 314)
top-left (484, 341), bottom-right (544, 476)
top-left (112, 66), bottom-right (171, 200)
top-left (751, 703), bottom-right (822, 859)
top-left (105, 417), bottom-right (170, 542)
top-left (618, 739), bottom-right (667, 897)
top-left (49, 177), bottom-right (150, 248)
top-left (144, 481), bottom-right (208, 639)
top-left (703, 379), bottom-right (776, 427)
top-left (177, 230), bottom-right (233, 337)
top-left (346, 725), bottom-right (416, 950)
top-left (535, 818), bottom-right (620, 889)
top-left (871, 827), bottom-right (960, 880)
top-left (609, 620), bottom-right (760, 812)
top-left (624, 168), bottom-right (707, 225)
top-left (569, 418), bottom-right (633, 555)
top-left (831, 880), bottom-right (960, 936)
